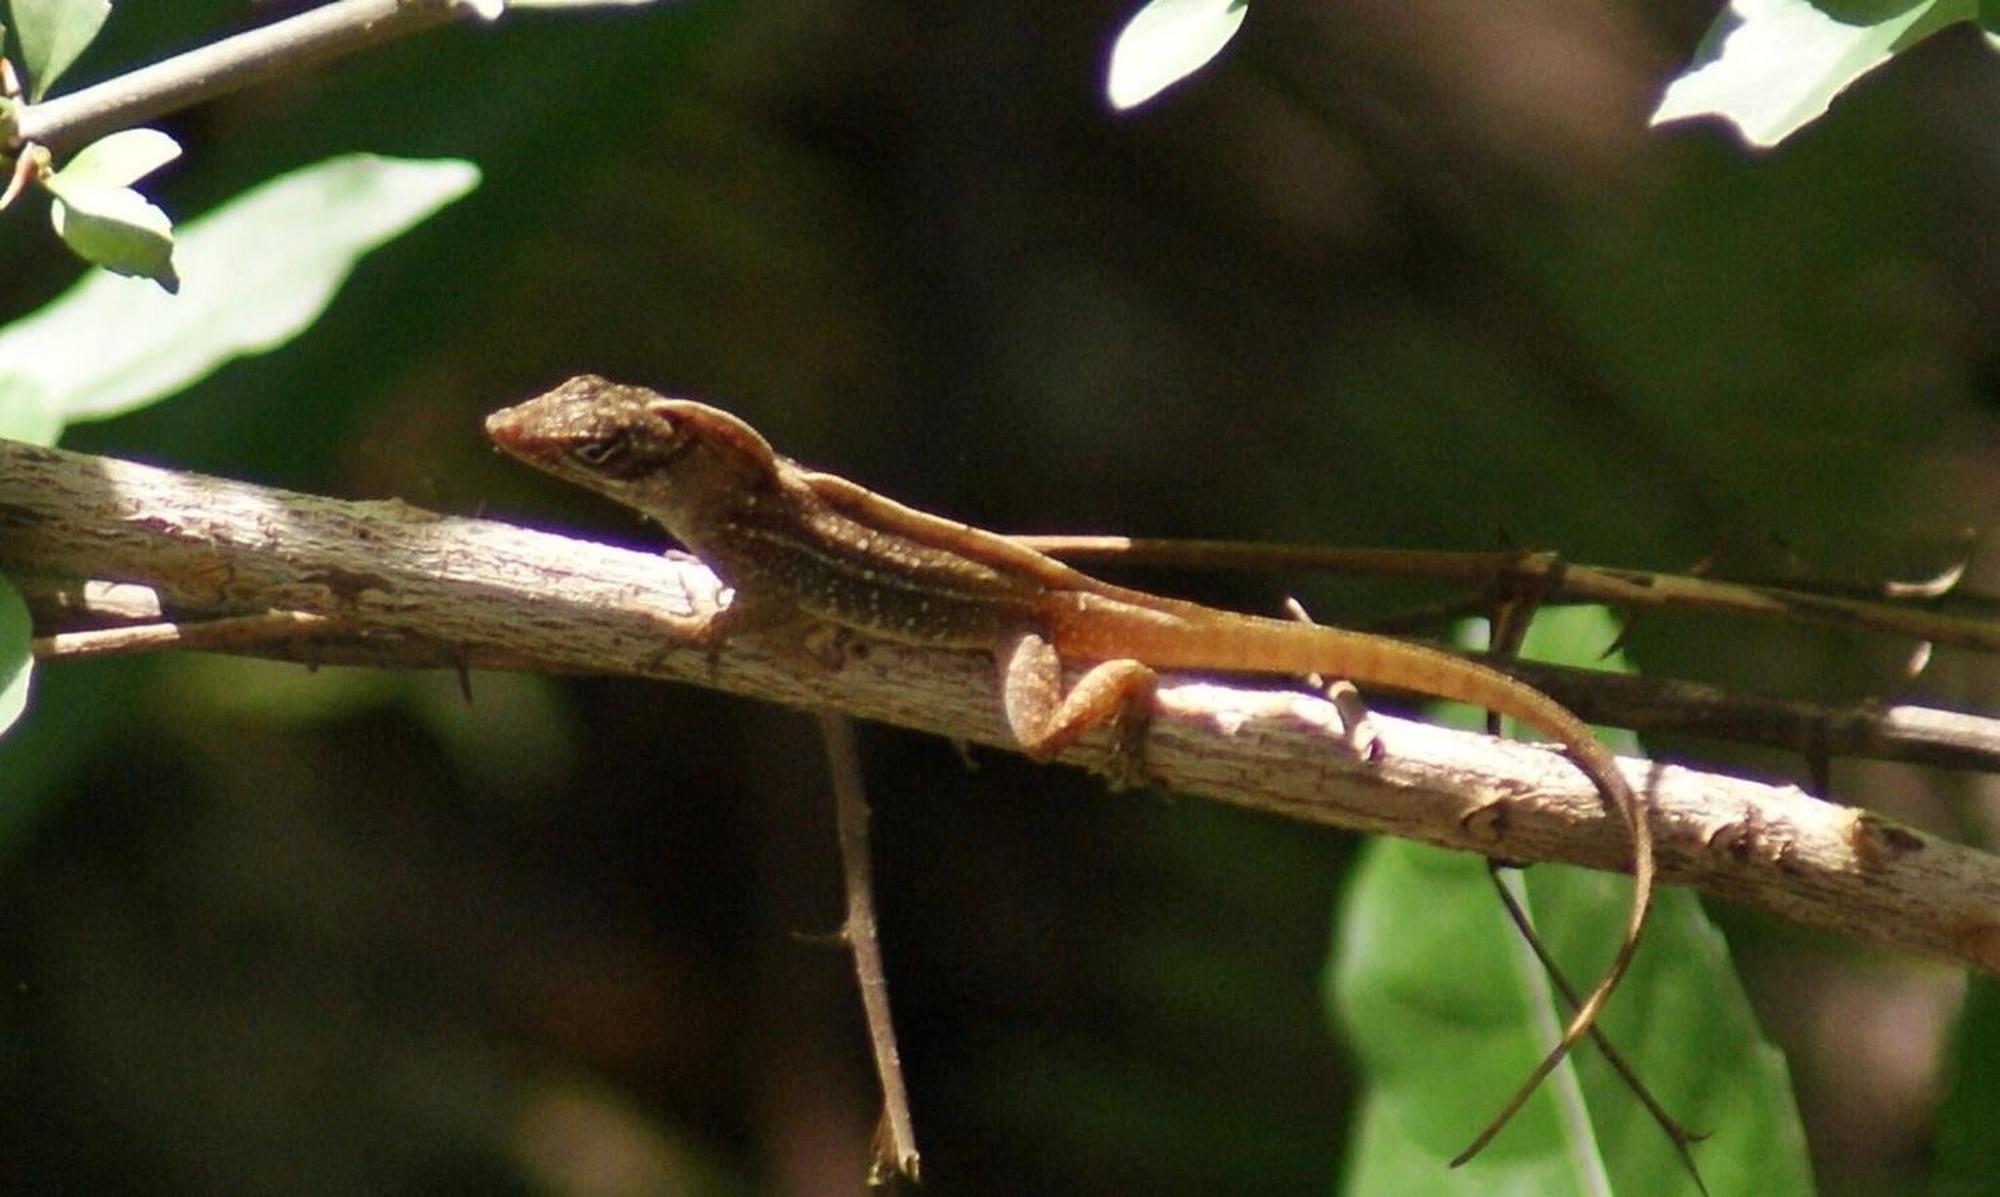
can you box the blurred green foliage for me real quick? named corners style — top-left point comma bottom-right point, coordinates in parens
top-left (0, 154), bottom-right (479, 441)
top-left (1933, 975), bottom-right (2000, 1196)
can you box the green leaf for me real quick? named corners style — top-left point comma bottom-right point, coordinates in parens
top-left (1328, 607), bottom-right (1812, 1195)
top-left (0, 374), bottom-right (59, 445)
top-left (11, 0), bottom-right (111, 101)
top-left (41, 130), bottom-right (187, 290)
top-left (1333, 843), bottom-right (1594, 1196)
top-left (1106, 0), bottom-right (1247, 111)
top-left (50, 185), bottom-right (179, 292)
top-left (0, 153), bottom-right (480, 426)
top-left (1652, 0), bottom-right (1980, 148)
top-left (1331, 847), bottom-right (1811, 1195)
top-left (0, 574), bottom-right (32, 739)
top-left (46, 128), bottom-right (183, 193)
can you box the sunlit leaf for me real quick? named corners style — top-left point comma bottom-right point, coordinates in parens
top-left (41, 131), bottom-right (186, 289)
top-left (46, 128), bottom-right (182, 193)
top-left (50, 185), bottom-right (178, 292)
top-left (11, 0), bottom-right (111, 101)
top-left (0, 154), bottom-right (480, 425)
top-left (1652, 0), bottom-right (1977, 148)
top-left (1106, 0), bottom-right (1247, 111)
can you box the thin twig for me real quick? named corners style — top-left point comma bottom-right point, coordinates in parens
top-left (815, 711), bottom-right (921, 1185)
top-left (31, 609), bottom-right (336, 659)
top-left (1457, 657), bottom-right (2000, 775)
top-left (1018, 535), bottom-right (2000, 654)
top-left (7, 0), bottom-right (471, 154)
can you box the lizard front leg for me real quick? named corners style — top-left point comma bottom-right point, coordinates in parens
top-left (997, 630), bottom-right (1158, 788)
top-left (644, 584), bottom-right (817, 677)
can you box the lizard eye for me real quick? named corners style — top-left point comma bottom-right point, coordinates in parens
top-left (571, 433), bottom-right (628, 467)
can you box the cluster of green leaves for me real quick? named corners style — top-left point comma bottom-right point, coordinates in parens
top-left (3, 0), bottom-right (180, 287)
top-left (1108, 0), bottom-right (2000, 148)
top-left (0, 0), bottom-right (656, 289)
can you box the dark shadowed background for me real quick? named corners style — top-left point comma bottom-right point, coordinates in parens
top-left (3, 2), bottom-right (1997, 1194)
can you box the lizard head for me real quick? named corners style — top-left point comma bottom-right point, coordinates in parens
top-left (486, 375), bottom-right (779, 543)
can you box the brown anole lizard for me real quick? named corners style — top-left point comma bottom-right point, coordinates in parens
top-left (485, 374), bottom-right (1657, 1162)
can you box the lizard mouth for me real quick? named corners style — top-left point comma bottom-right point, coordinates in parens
top-left (483, 408), bottom-right (559, 463)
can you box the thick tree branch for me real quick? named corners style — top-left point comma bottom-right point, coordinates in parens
top-left (3, 436), bottom-right (1998, 973)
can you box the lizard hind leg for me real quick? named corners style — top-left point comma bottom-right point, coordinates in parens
top-left (997, 631), bottom-right (1158, 789)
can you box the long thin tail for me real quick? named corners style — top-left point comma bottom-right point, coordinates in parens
top-left (1340, 636), bottom-right (1654, 1165)
top-left (1315, 632), bottom-right (1653, 1163)
top-left (1057, 606), bottom-right (1655, 1152)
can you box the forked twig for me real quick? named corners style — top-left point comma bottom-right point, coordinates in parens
top-left (815, 711), bottom-right (921, 1185)
top-left (1488, 864), bottom-right (1710, 1195)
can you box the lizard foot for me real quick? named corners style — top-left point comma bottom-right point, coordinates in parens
top-left (1099, 700), bottom-right (1155, 792)
top-left (1319, 679), bottom-right (1382, 761)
